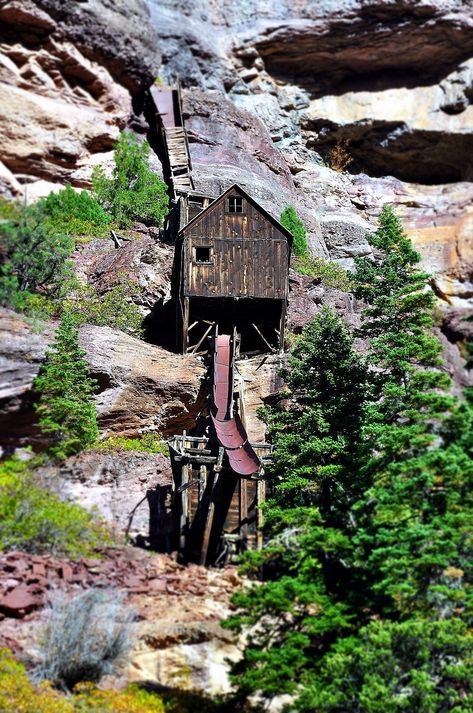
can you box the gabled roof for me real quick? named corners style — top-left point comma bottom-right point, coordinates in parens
top-left (178, 183), bottom-right (294, 245)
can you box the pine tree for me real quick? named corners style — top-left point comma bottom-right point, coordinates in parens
top-left (92, 131), bottom-right (169, 228)
top-left (34, 314), bottom-right (98, 460)
top-left (228, 206), bottom-right (473, 710)
top-left (225, 308), bottom-right (368, 699)
top-left (264, 306), bottom-right (369, 520)
top-left (351, 205), bottom-right (473, 619)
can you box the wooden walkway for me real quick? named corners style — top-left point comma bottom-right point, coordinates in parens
top-left (149, 84), bottom-right (194, 198)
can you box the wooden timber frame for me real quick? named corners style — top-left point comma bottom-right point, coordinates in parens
top-left (168, 433), bottom-right (271, 565)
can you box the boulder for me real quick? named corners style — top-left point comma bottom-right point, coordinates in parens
top-left (0, 311), bottom-right (206, 450)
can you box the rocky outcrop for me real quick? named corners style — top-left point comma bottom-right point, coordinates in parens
top-left (0, 311), bottom-right (206, 451)
top-left (0, 548), bottom-right (241, 696)
top-left (148, 0), bottom-right (473, 304)
top-left (72, 233), bottom-right (174, 308)
top-left (0, 0), bottom-right (160, 198)
top-left (38, 449), bottom-right (172, 543)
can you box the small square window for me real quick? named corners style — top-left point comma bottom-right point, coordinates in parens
top-left (194, 246), bottom-right (212, 263)
top-left (228, 196), bottom-right (244, 213)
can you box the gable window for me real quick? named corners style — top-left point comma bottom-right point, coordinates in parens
top-left (194, 246), bottom-right (212, 263)
top-left (228, 196), bottom-right (244, 213)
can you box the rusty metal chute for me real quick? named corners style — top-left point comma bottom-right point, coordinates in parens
top-left (211, 331), bottom-right (261, 476)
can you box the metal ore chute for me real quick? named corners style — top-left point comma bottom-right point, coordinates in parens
top-left (210, 332), bottom-right (261, 476)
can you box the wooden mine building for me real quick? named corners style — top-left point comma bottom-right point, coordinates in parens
top-left (175, 184), bottom-right (293, 355)
top-left (149, 84), bottom-right (293, 565)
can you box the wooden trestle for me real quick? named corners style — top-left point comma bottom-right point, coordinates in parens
top-left (168, 433), bottom-right (271, 565)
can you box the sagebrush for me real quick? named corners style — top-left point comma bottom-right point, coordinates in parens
top-left (35, 588), bottom-right (136, 690)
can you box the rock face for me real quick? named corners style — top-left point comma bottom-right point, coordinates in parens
top-left (39, 449), bottom-right (173, 543)
top-left (148, 0), bottom-right (473, 305)
top-left (0, 311), bottom-right (206, 451)
top-left (0, 0), bottom-right (159, 198)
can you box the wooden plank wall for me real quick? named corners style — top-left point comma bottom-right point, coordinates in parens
top-left (182, 193), bottom-right (289, 301)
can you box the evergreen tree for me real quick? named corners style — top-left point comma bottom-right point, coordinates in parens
top-left (225, 308), bottom-right (368, 699)
top-left (34, 314), bottom-right (98, 460)
top-left (92, 131), bottom-right (169, 228)
top-left (351, 205), bottom-right (473, 619)
top-left (0, 203), bottom-right (74, 300)
top-left (280, 205), bottom-right (308, 257)
top-left (228, 206), bottom-right (473, 710)
top-left (263, 306), bottom-right (369, 519)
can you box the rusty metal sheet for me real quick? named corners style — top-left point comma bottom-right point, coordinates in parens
top-left (227, 443), bottom-right (261, 476)
top-left (211, 411), bottom-right (246, 449)
top-left (149, 86), bottom-right (175, 128)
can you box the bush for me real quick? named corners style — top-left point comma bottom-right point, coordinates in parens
top-left (293, 254), bottom-right (353, 291)
top-left (0, 203), bottom-right (74, 303)
top-left (0, 458), bottom-right (110, 557)
top-left (280, 205), bottom-right (308, 257)
top-left (34, 313), bottom-right (99, 460)
top-left (35, 588), bottom-right (136, 690)
top-left (93, 131), bottom-right (169, 228)
top-left (39, 186), bottom-right (112, 238)
top-left (300, 618), bottom-right (473, 712)
top-left (95, 434), bottom-right (168, 455)
top-left (0, 648), bottom-right (165, 712)
top-left (62, 281), bottom-right (144, 337)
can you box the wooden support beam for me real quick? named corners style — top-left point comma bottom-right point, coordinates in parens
top-left (182, 296), bottom-right (189, 354)
top-left (256, 479), bottom-right (265, 550)
top-left (251, 323), bottom-right (276, 353)
top-left (200, 473), bottom-right (218, 566)
top-left (187, 322), bottom-right (214, 355)
top-left (279, 300), bottom-right (287, 353)
top-left (240, 478), bottom-right (248, 545)
top-left (179, 462), bottom-right (189, 551)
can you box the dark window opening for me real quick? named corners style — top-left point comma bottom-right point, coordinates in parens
top-left (228, 196), bottom-right (244, 213)
top-left (189, 196), bottom-right (205, 208)
top-left (194, 246), bottom-right (212, 263)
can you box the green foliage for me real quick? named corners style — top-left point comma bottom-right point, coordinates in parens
top-left (38, 185), bottom-right (112, 238)
top-left (0, 196), bottom-right (22, 220)
top-left (61, 280), bottom-right (144, 337)
top-left (0, 203), bottom-right (74, 303)
top-left (95, 434), bottom-right (168, 455)
top-left (261, 306), bottom-right (369, 516)
top-left (0, 458), bottom-right (110, 557)
top-left (92, 131), bottom-right (169, 228)
top-left (34, 313), bottom-right (99, 460)
top-left (293, 253), bottom-right (353, 290)
top-left (300, 619), bottom-right (473, 712)
top-left (228, 205), bottom-right (473, 710)
top-left (0, 648), bottom-right (165, 712)
top-left (280, 205), bottom-right (308, 257)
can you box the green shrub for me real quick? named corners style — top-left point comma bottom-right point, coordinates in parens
top-left (280, 205), bottom-right (308, 257)
top-left (0, 648), bottom-right (165, 712)
top-left (39, 186), bottom-right (112, 238)
top-left (92, 131), bottom-right (169, 228)
top-left (300, 619), bottom-right (473, 712)
top-left (0, 458), bottom-right (110, 557)
top-left (0, 204), bottom-right (74, 304)
top-left (95, 434), bottom-right (168, 455)
top-left (62, 281), bottom-right (144, 337)
top-left (293, 253), bottom-right (353, 290)
top-left (34, 314), bottom-right (99, 460)
top-left (0, 196), bottom-right (22, 221)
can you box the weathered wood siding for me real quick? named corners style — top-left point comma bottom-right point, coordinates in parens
top-left (181, 192), bottom-right (289, 300)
